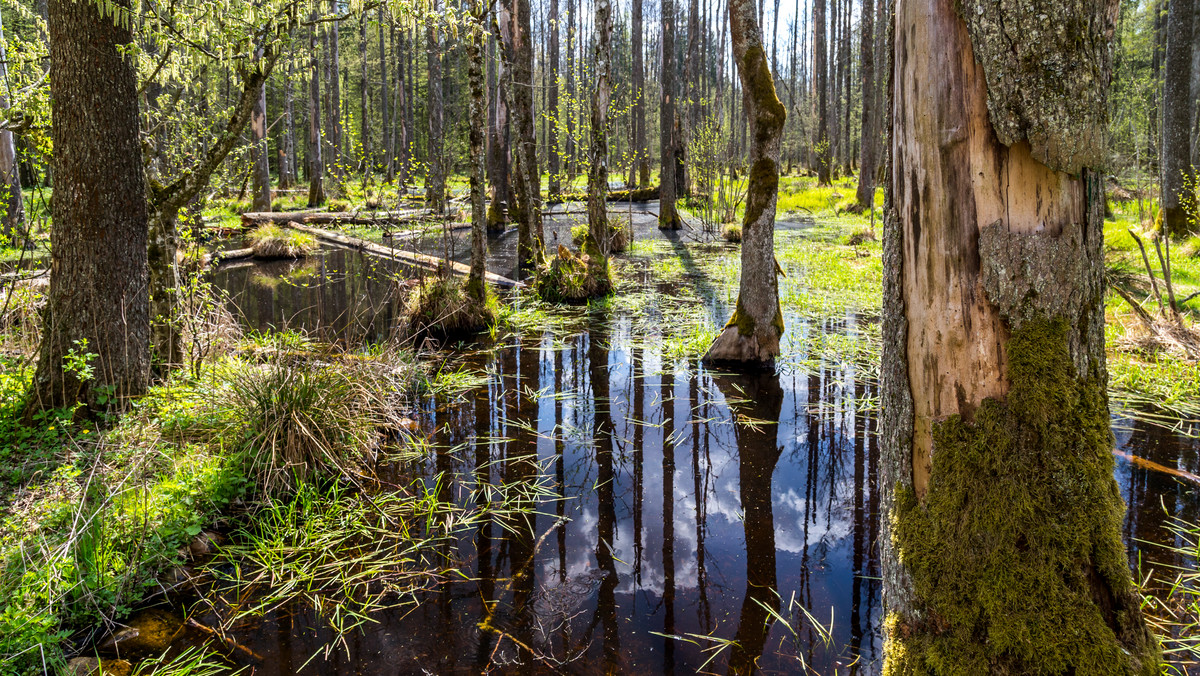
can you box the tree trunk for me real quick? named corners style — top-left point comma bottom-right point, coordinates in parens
top-left (632, 0), bottom-right (649, 188)
top-left (487, 28), bottom-right (511, 231)
top-left (467, 5), bottom-right (489, 302)
top-left (814, 0), bottom-right (830, 184)
top-left (34, 0), bottom-right (149, 411)
top-left (881, 0), bottom-right (1161, 671)
top-left (853, 0), bottom-right (877, 212)
top-left (702, 0), bottom-right (786, 366)
top-left (0, 9), bottom-right (24, 246)
top-left (308, 14), bottom-right (326, 207)
top-left (426, 4), bottom-right (446, 214)
top-left (360, 15), bottom-right (370, 177)
top-left (547, 0), bottom-right (562, 199)
top-left (566, 0), bottom-right (577, 180)
top-left (585, 0), bottom-right (614, 295)
top-left (250, 48), bottom-right (272, 213)
top-left (659, 0), bottom-right (682, 229)
top-left (501, 0), bottom-right (543, 271)
top-left (1161, 0), bottom-right (1195, 235)
top-left (327, 0), bottom-right (342, 177)
top-left (382, 11), bottom-right (393, 182)
top-left (280, 56), bottom-right (297, 189)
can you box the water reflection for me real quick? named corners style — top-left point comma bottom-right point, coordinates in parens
top-left (194, 256), bottom-right (1198, 674)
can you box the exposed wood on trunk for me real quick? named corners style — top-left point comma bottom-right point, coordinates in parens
top-left (283, 221), bottom-right (523, 288)
top-left (880, 0), bottom-right (1159, 670)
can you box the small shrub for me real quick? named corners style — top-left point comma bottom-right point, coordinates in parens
top-left (845, 228), bottom-right (877, 246)
top-left (536, 245), bottom-right (612, 303)
top-left (327, 199), bottom-right (350, 212)
top-left (246, 224), bottom-right (317, 259)
top-left (722, 223), bottom-right (742, 243)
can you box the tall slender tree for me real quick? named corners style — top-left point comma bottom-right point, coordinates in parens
top-left (814, 0), bottom-right (830, 184)
top-left (702, 0), bottom-right (786, 365)
top-left (486, 25), bottom-right (510, 230)
top-left (467, 0), bottom-right (489, 303)
top-left (0, 9), bottom-right (23, 245)
top-left (426, 2), bottom-right (446, 214)
top-left (880, 0), bottom-right (1160, 670)
top-left (852, 0), bottom-right (877, 212)
top-left (632, 0), bottom-right (648, 188)
top-left (548, 0), bottom-right (562, 198)
top-left (1161, 0), bottom-right (1196, 235)
top-left (659, 0), bottom-right (682, 229)
top-left (34, 0), bottom-right (149, 411)
top-left (326, 0), bottom-right (342, 177)
top-left (250, 47), bottom-right (272, 212)
top-left (308, 13), bottom-right (326, 206)
top-left (585, 0), bottom-right (615, 295)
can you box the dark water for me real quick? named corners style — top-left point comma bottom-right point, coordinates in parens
top-left (186, 238), bottom-right (1200, 674)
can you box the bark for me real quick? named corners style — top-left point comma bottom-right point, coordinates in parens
top-left (632, 0), bottom-right (648, 188)
top-left (382, 12), bottom-right (393, 181)
top-left (280, 57), bottom-right (297, 188)
top-left (681, 0), bottom-right (700, 196)
top-left (308, 15), bottom-right (326, 207)
top-left (566, 0), bottom-right (577, 178)
top-left (585, 0), bottom-right (614, 295)
top-left (327, 0), bottom-right (342, 176)
top-left (250, 48), bottom-right (272, 213)
top-left (853, 0), bottom-right (877, 211)
top-left (547, 0), bottom-right (561, 198)
top-left (34, 0), bottom-right (149, 411)
top-left (396, 27), bottom-right (411, 191)
top-left (0, 9), bottom-right (24, 245)
top-left (881, 0), bottom-right (1160, 671)
top-left (1161, 0), bottom-right (1196, 235)
top-left (814, 0), bottom-right (830, 184)
top-left (499, 0), bottom-right (543, 270)
top-left (468, 5), bottom-right (489, 302)
top-left (359, 15), bottom-right (370, 175)
top-left (659, 0), bottom-right (682, 228)
top-left (701, 0), bottom-right (786, 367)
top-left (426, 3), bottom-right (446, 214)
top-left (486, 27), bottom-right (511, 231)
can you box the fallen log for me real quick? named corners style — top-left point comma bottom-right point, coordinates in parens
top-left (546, 186), bottom-right (661, 204)
top-left (205, 247), bottom-right (254, 267)
top-left (241, 208), bottom-right (430, 228)
top-left (284, 222), bottom-right (524, 289)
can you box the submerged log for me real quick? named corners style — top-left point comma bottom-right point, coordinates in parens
top-left (284, 221), bottom-right (524, 289)
top-left (240, 208), bottom-right (430, 227)
top-left (546, 185), bottom-right (661, 204)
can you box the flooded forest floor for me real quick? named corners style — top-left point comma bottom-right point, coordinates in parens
top-left (1, 178), bottom-right (1198, 675)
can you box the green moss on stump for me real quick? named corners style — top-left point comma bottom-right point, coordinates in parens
top-left (884, 318), bottom-right (1160, 676)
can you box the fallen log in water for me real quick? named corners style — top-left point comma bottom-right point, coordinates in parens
top-left (241, 208), bottom-right (431, 228)
top-left (284, 221), bottom-right (524, 289)
top-left (546, 186), bottom-right (661, 204)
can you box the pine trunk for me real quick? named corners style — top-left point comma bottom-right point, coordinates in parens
top-left (814, 0), bottom-right (830, 184)
top-left (853, 0), bottom-right (877, 211)
top-left (632, 0), bottom-right (648, 188)
top-left (486, 29), bottom-right (511, 231)
top-left (548, 0), bottom-right (562, 198)
top-left (34, 0), bottom-right (149, 411)
top-left (327, 0), bottom-right (342, 177)
top-left (702, 0), bottom-right (786, 366)
top-left (881, 0), bottom-right (1161, 671)
top-left (250, 49), bottom-right (272, 213)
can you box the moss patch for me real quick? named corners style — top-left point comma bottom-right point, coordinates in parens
top-left (885, 318), bottom-right (1160, 676)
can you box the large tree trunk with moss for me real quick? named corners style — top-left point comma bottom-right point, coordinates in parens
top-left (425, 7), bottom-right (446, 215)
top-left (658, 0), bottom-right (681, 229)
top-left (467, 7), bottom-right (489, 302)
top-left (583, 0), bottom-right (614, 296)
top-left (701, 0), bottom-right (785, 368)
top-left (32, 0), bottom-right (149, 412)
top-left (1161, 0), bottom-right (1196, 236)
top-left (880, 0), bottom-right (1160, 671)
top-left (308, 15), bottom-right (326, 207)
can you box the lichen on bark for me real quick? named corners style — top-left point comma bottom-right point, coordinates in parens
top-left (884, 318), bottom-right (1160, 676)
top-left (953, 0), bottom-right (1117, 174)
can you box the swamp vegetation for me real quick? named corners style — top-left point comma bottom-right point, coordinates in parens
top-left (0, 0), bottom-right (1198, 671)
